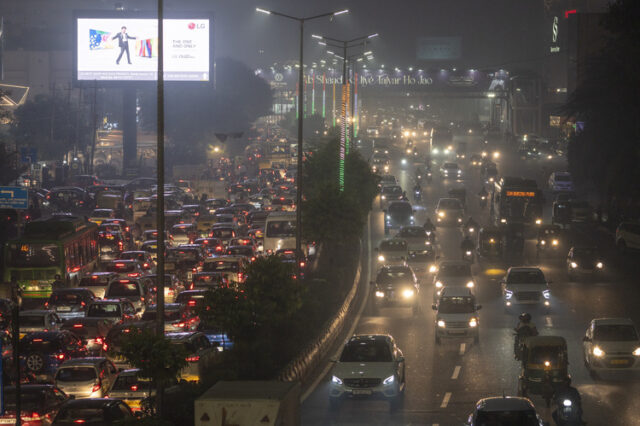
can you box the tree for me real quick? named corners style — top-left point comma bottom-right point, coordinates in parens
top-left (0, 143), bottom-right (26, 186)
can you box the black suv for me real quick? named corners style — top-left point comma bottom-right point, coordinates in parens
top-left (372, 265), bottom-right (420, 315)
top-left (45, 288), bottom-right (96, 320)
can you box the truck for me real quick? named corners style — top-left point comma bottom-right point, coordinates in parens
top-left (194, 381), bottom-right (300, 426)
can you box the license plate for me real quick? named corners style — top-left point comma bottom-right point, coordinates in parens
top-left (187, 272), bottom-right (193, 280)
top-left (57, 306), bottom-right (72, 312)
top-left (611, 359), bottom-right (629, 365)
top-left (449, 330), bottom-right (465, 334)
top-left (19, 333), bottom-right (26, 339)
top-left (0, 419), bottom-right (16, 424)
top-left (352, 389), bottom-right (372, 395)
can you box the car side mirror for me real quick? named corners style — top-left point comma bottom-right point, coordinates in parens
top-left (431, 304), bottom-right (437, 310)
top-left (476, 304), bottom-right (482, 310)
top-left (582, 336), bottom-right (591, 342)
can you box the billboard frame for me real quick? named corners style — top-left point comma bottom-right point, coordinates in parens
top-left (72, 10), bottom-right (215, 88)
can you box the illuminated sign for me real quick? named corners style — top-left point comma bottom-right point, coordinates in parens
top-left (506, 191), bottom-right (536, 197)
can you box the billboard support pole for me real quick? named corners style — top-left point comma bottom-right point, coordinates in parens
top-left (89, 81), bottom-right (97, 175)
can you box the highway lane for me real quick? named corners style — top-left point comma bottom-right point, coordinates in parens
top-left (301, 135), bottom-right (640, 425)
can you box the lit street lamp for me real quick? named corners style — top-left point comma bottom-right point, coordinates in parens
top-left (256, 6), bottom-right (349, 266)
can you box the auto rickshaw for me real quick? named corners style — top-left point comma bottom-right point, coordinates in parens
top-left (476, 227), bottom-right (503, 259)
top-left (518, 336), bottom-right (569, 406)
top-left (536, 224), bottom-right (562, 254)
top-left (448, 187), bottom-right (467, 209)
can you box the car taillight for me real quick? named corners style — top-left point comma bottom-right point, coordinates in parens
top-left (56, 353), bottom-right (65, 360)
top-left (130, 385), bottom-right (138, 391)
top-left (22, 412), bottom-right (42, 421)
top-left (127, 273), bottom-right (140, 277)
top-left (188, 300), bottom-right (197, 307)
top-left (238, 272), bottom-right (244, 281)
top-left (185, 355), bottom-right (200, 362)
top-left (102, 342), bottom-right (108, 351)
top-left (44, 302), bottom-right (49, 309)
top-left (95, 337), bottom-right (104, 345)
top-left (92, 380), bottom-right (102, 393)
top-left (73, 324), bottom-right (83, 328)
top-left (143, 263), bottom-right (149, 268)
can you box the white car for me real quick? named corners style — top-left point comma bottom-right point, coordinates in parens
top-left (433, 260), bottom-right (475, 302)
top-left (616, 221), bottom-right (640, 251)
top-left (329, 335), bottom-right (405, 412)
top-left (433, 287), bottom-right (481, 344)
top-left (548, 171), bottom-right (574, 192)
top-left (435, 198), bottom-right (464, 226)
top-left (583, 318), bottom-right (640, 374)
top-left (466, 396), bottom-right (544, 426)
top-left (501, 267), bottom-right (551, 309)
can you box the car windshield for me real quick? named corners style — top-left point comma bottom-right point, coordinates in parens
top-left (167, 250), bottom-right (198, 262)
top-left (80, 276), bottom-right (112, 286)
top-left (6, 243), bottom-right (60, 268)
top-left (379, 240), bottom-right (407, 251)
top-left (88, 304), bottom-right (121, 317)
top-left (377, 269), bottom-right (411, 284)
top-left (439, 264), bottom-right (471, 277)
top-left (439, 297), bottom-right (475, 314)
top-left (121, 253), bottom-right (145, 262)
top-left (340, 340), bottom-right (393, 362)
top-left (382, 186), bottom-right (402, 195)
top-left (529, 346), bottom-right (563, 366)
top-left (142, 310), bottom-right (183, 322)
top-left (106, 263), bottom-right (136, 273)
top-left (24, 336), bottom-right (61, 350)
top-left (107, 282), bottom-right (140, 297)
top-left (203, 261), bottom-right (239, 273)
top-left (475, 410), bottom-right (539, 426)
top-left (266, 220), bottom-right (295, 238)
top-left (112, 374), bottom-right (153, 391)
top-left (444, 163), bottom-right (459, 170)
top-left (50, 293), bottom-right (83, 305)
top-left (507, 270), bottom-right (545, 284)
top-left (594, 325), bottom-right (639, 341)
top-left (171, 227), bottom-right (192, 236)
top-left (388, 203), bottom-right (412, 216)
top-left (54, 408), bottom-right (106, 422)
top-left (56, 367), bottom-right (97, 382)
top-left (555, 175), bottom-right (571, 181)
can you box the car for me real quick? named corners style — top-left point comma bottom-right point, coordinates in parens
top-left (440, 162), bottom-right (462, 179)
top-left (45, 288), bottom-right (96, 319)
top-left (395, 225), bottom-right (432, 249)
top-left (145, 273), bottom-right (185, 304)
top-left (432, 287), bottom-right (481, 344)
top-left (165, 331), bottom-right (219, 382)
top-left (209, 224), bottom-right (237, 245)
top-left (406, 245), bottom-right (436, 275)
top-left (225, 245), bottom-right (257, 262)
top-left (376, 239), bottom-right (408, 267)
top-left (170, 223), bottom-right (198, 245)
top-left (141, 303), bottom-right (200, 332)
top-left (54, 357), bottom-right (118, 399)
top-left (52, 398), bottom-right (135, 424)
top-left (466, 396), bottom-right (544, 426)
top-left (470, 154), bottom-right (483, 167)
top-left (101, 259), bottom-right (146, 279)
top-left (88, 209), bottom-right (116, 226)
top-left (78, 272), bottom-right (120, 299)
top-left (190, 272), bottom-right (228, 291)
top-left (20, 331), bottom-right (88, 382)
top-left (378, 174), bottom-right (397, 189)
top-left (205, 198), bottom-right (229, 214)
top-left (19, 310), bottom-right (64, 337)
top-left (104, 279), bottom-right (149, 314)
top-left (379, 185), bottom-right (404, 209)
top-left (582, 318), bottom-right (640, 374)
top-left (615, 221), bottom-right (640, 252)
top-left (202, 256), bottom-right (248, 284)
top-left (0, 384), bottom-right (71, 425)
top-left (501, 267), bottom-right (551, 309)
top-left (61, 318), bottom-right (112, 356)
top-left (193, 237), bottom-right (225, 257)
top-left (384, 201), bottom-right (414, 234)
top-left (329, 334), bottom-right (405, 412)
top-left (140, 240), bottom-right (173, 260)
top-left (119, 251), bottom-right (156, 273)
top-left (566, 246), bottom-right (605, 279)
top-left (97, 230), bottom-right (125, 262)
top-left (372, 265), bottom-right (420, 315)
top-left (433, 261), bottom-right (475, 302)
top-left (86, 299), bottom-right (139, 325)
top-left (548, 171), bottom-right (574, 192)
top-left (175, 289), bottom-right (207, 309)
top-left (105, 368), bottom-right (174, 412)
top-left (435, 198), bottom-right (464, 226)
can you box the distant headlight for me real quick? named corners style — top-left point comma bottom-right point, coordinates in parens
top-left (429, 265), bottom-right (437, 273)
top-left (469, 318), bottom-right (478, 327)
top-left (435, 281), bottom-right (443, 288)
top-left (402, 288), bottom-right (415, 299)
top-left (593, 346), bottom-right (605, 357)
top-left (570, 262), bottom-right (578, 269)
top-left (375, 291), bottom-right (385, 298)
top-left (457, 170), bottom-right (462, 174)
top-left (381, 195), bottom-right (386, 200)
top-left (596, 262), bottom-right (603, 269)
top-left (466, 281), bottom-right (474, 288)
top-left (378, 255), bottom-right (385, 262)
top-left (493, 151), bottom-right (500, 159)
top-left (437, 320), bottom-right (446, 328)
top-left (541, 240), bottom-right (546, 245)
top-left (563, 399), bottom-right (572, 407)
top-left (332, 375), bottom-right (343, 385)
top-left (633, 347), bottom-right (640, 356)
top-left (535, 218), bottom-right (542, 225)
top-left (401, 159), bottom-right (408, 165)
top-left (457, 218), bottom-right (462, 223)
top-left (552, 239), bottom-right (559, 246)
top-left (500, 218), bottom-right (507, 224)
top-left (433, 148), bottom-right (439, 154)
top-left (383, 375), bottom-right (395, 385)
top-left (438, 211), bottom-right (445, 218)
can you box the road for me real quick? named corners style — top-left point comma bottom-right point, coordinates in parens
top-left (301, 134), bottom-right (640, 425)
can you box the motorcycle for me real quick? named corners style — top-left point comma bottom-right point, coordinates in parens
top-left (425, 171), bottom-right (433, 183)
top-left (462, 249), bottom-right (473, 263)
top-left (552, 394), bottom-right (585, 425)
top-left (465, 225), bottom-right (477, 237)
top-left (414, 189), bottom-right (422, 202)
top-left (425, 230), bottom-right (436, 244)
top-left (479, 195), bottom-right (488, 209)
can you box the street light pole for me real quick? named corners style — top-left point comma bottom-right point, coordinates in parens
top-left (257, 7), bottom-right (349, 267)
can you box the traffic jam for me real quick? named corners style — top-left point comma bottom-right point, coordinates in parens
top-left (0, 142), bottom-right (309, 423)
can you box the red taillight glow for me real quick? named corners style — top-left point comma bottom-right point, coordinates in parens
top-left (73, 324), bottom-right (83, 328)
top-left (74, 418), bottom-right (86, 423)
top-left (185, 355), bottom-right (200, 362)
top-left (127, 273), bottom-right (140, 277)
top-left (115, 263), bottom-right (126, 267)
top-left (71, 266), bottom-right (81, 273)
top-left (130, 385), bottom-right (138, 391)
top-left (91, 381), bottom-right (101, 392)
top-left (95, 337), bottom-right (104, 345)
top-left (56, 353), bottom-right (65, 360)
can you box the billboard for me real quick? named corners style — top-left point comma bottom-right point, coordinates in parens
top-left (76, 16), bottom-right (210, 82)
top-left (416, 37), bottom-right (462, 60)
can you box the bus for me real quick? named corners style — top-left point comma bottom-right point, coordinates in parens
top-left (3, 215), bottom-right (99, 298)
top-left (492, 177), bottom-right (544, 226)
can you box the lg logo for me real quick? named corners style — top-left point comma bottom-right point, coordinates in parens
top-left (552, 16), bottom-right (558, 43)
top-left (188, 22), bottom-right (206, 30)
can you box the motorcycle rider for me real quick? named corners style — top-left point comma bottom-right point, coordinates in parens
top-left (465, 217), bottom-right (479, 233)
top-left (423, 218), bottom-right (436, 233)
top-left (552, 378), bottom-right (585, 425)
top-left (478, 187), bottom-right (489, 208)
top-left (460, 235), bottom-right (474, 259)
top-left (514, 312), bottom-right (538, 360)
top-left (413, 182), bottom-right (422, 200)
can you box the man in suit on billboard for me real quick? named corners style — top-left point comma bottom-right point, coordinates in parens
top-left (112, 26), bottom-right (136, 65)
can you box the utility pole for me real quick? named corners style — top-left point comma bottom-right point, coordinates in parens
top-left (89, 81), bottom-right (97, 175)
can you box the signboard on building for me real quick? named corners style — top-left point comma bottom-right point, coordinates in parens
top-left (416, 37), bottom-right (462, 60)
top-left (0, 186), bottom-right (28, 209)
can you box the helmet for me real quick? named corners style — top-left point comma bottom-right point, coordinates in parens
top-left (519, 312), bottom-right (532, 323)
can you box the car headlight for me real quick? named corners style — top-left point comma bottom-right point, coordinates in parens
top-left (375, 291), bottom-right (385, 298)
top-left (438, 211), bottom-right (445, 218)
top-left (402, 288), bottom-right (415, 299)
top-left (410, 216), bottom-right (415, 221)
top-left (541, 240), bottom-right (546, 245)
top-left (563, 399), bottom-right (572, 407)
top-left (592, 346), bottom-right (605, 357)
top-left (386, 215), bottom-right (391, 220)
top-left (570, 262), bottom-right (578, 269)
top-left (383, 375), bottom-right (395, 385)
top-left (543, 289), bottom-right (550, 299)
top-left (466, 281), bottom-right (474, 288)
top-left (332, 375), bottom-right (343, 385)
top-left (457, 218), bottom-right (462, 223)
top-left (378, 255), bottom-right (385, 262)
top-left (435, 281), bottom-right (443, 288)
top-left (505, 290), bottom-right (513, 299)
top-left (429, 265), bottom-right (437, 273)
top-left (500, 218), bottom-right (507, 224)
top-left (433, 148), bottom-right (439, 154)
top-left (552, 239), bottom-right (559, 246)
top-left (493, 151), bottom-right (500, 159)
top-left (596, 262), bottom-right (603, 269)
top-left (437, 320), bottom-right (446, 328)
top-left (469, 318), bottom-right (478, 327)
top-left (535, 218), bottom-right (542, 225)
top-left (401, 159), bottom-right (407, 165)
top-left (633, 347), bottom-right (640, 356)
top-left (457, 170), bottom-right (462, 175)
top-left (381, 195), bottom-right (386, 200)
